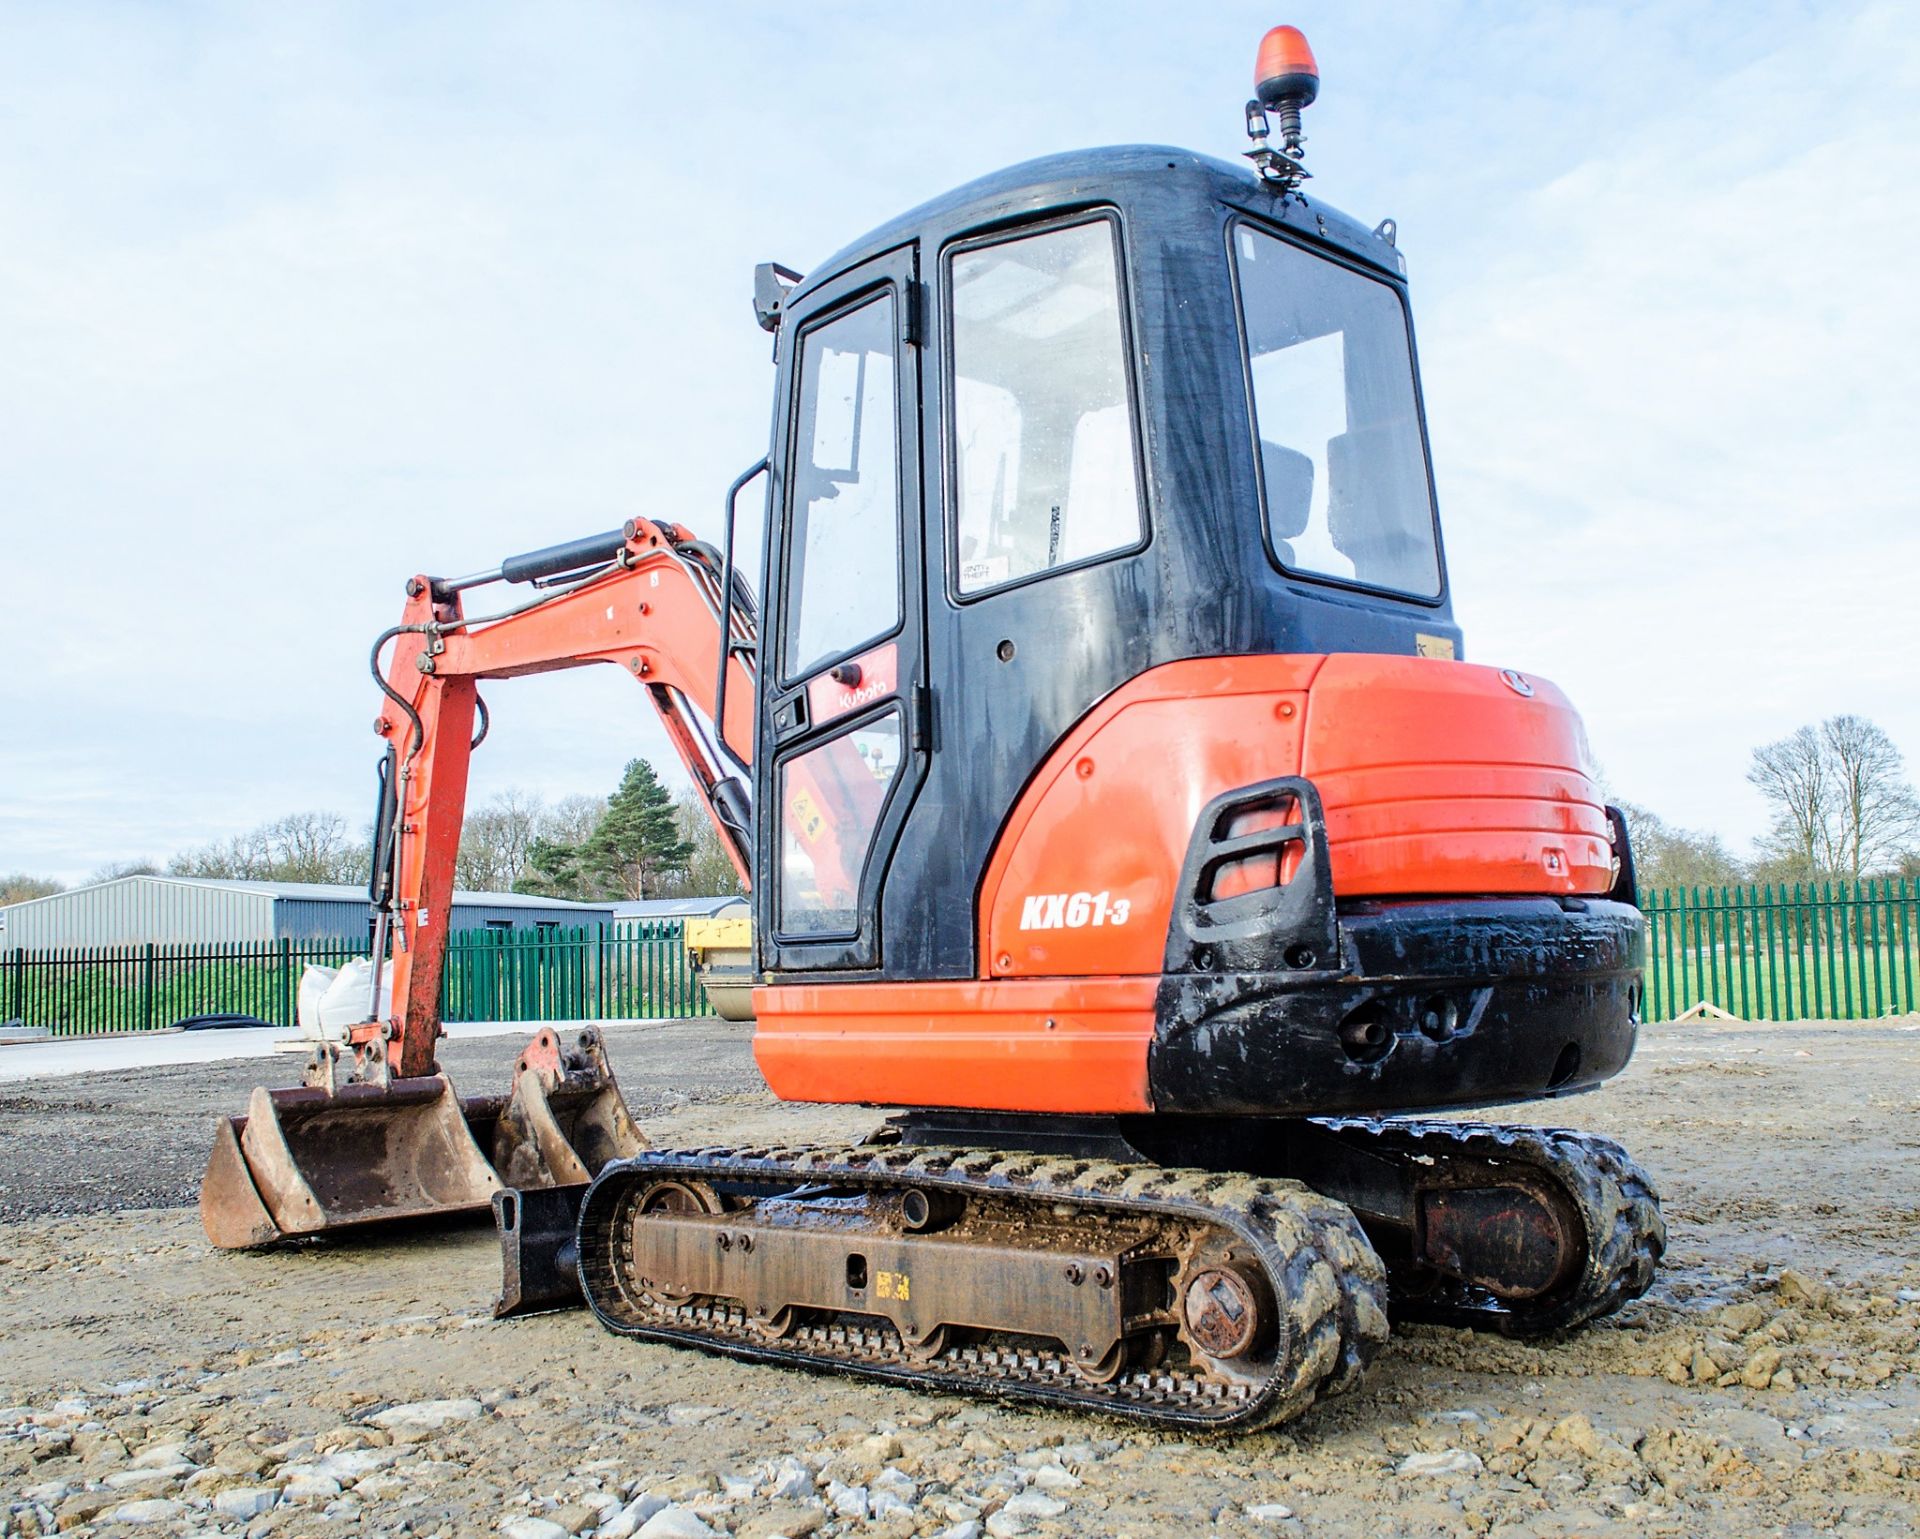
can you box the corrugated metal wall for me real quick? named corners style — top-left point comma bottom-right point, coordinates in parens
top-left (439, 902), bottom-right (618, 932)
top-left (271, 899), bottom-right (374, 940)
top-left (0, 878), bottom-right (276, 947)
top-left (272, 899), bottom-right (616, 939)
top-left (0, 877), bottom-right (618, 947)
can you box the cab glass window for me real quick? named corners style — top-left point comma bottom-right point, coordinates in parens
top-left (778, 712), bottom-right (903, 936)
top-left (783, 293), bottom-right (901, 679)
top-left (949, 219), bottom-right (1143, 595)
top-left (1235, 223), bottom-right (1441, 599)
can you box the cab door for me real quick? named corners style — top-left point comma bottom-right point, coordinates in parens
top-left (756, 245), bottom-right (926, 974)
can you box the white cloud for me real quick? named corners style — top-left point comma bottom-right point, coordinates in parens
top-left (1, 3), bottom-right (1915, 880)
top-left (1421, 2), bottom-right (1920, 846)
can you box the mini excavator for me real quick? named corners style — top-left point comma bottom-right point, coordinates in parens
top-left (202, 27), bottom-right (1663, 1431)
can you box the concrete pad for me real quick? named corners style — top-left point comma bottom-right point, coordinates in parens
top-left (0, 1018), bottom-right (669, 1084)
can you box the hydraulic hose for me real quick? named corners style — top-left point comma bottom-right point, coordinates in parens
top-left (370, 624), bottom-right (428, 756)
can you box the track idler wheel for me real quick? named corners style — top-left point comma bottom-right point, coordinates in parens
top-left (1182, 1259), bottom-right (1276, 1361)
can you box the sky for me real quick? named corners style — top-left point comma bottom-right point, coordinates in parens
top-left (2, 1), bottom-right (1917, 883)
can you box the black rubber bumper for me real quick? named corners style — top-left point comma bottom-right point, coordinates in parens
top-left (1147, 776), bottom-right (1644, 1118)
top-left (1149, 895), bottom-right (1644, 1117)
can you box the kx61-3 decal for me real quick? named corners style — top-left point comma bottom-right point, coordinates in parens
top-left (1017, 890), bottom-right (1133, 931)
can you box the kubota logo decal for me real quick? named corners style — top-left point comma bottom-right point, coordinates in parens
top-left (1018, 891), bottom-right (1132, 930)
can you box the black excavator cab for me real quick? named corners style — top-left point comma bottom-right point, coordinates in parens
top-left (743, 145), bottom-right (1462, 982)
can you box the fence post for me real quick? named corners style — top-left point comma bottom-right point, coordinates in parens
top-left (1901, 877), bottom-right (1915, 1016)
top-left (8, 947), bottom-right (20, 1025)
top-left (277, 937), bottom-right (294, 1028)
top-left (140, 942), bottom-right (156, 1033)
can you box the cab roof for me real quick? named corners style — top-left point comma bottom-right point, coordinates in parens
top-left (793, 143), bottom-right (1405, 308)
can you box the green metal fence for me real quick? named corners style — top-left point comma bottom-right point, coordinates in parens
top-left (441, 923), bottom-right (709, 1025)
top-left (3, 922), bottom-right (710, 1038)
top-left (11, 886), bottom-right (1919, 1037)
top-left (1641, 879), bottom-right (1920, 1023)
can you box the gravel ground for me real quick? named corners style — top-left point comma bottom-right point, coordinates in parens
top-left (3, 1016), bottom-right (1918, 1538)
top-left (0, 1023), bottom-right (810, 1223)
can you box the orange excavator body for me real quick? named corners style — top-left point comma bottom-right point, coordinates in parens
top-left (754, 650), bottom-right (1617, 1113)
top-left (200, 29), bottom-right (1663, 1436)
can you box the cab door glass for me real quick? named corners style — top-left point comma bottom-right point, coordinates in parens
top-left (779, 712), bottom-right (904, 935)
top-left (783, 294), bottom-right (902, 679)
top-left (949, 219), bottom-right (1143, 595)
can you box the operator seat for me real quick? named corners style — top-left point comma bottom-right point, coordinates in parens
top-left (1326, 426), bottom-right (1434, 594)
top-left (1260, 440), bottom-right (1315, 568)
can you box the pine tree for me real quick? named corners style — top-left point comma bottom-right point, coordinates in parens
top-left (512, 835), bottom-right (595, 901)
top-left (581, 758), bottom-right (695, 899)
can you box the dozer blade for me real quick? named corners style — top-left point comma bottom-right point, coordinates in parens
top-left (492, 1183), bottom-right (588, 1317)
top-left (201, 1025), bottom-right (644, 1252)
top-left (488, 1026), bottom-right (647, 1314)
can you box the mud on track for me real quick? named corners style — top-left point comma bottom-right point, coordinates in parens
top-left (3, 1017), bottom-right (1917, 1538)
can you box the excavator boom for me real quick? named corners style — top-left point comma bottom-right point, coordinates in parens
top-left (201, 518), bottom-right (757, 1250)
top-left (364, 517), bottom-right (755, 1077)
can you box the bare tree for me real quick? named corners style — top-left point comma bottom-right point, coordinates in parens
top-left (1612, 801), bottom-right (1745, 891)
top-left (262, 812), bottom-right (359, 883)
top-left (510, 794), bottom-right (609, 899)
top-left (655, 788), bottom-right (747, 899)
top-left (1749, 715), bottom-right (1920, 880)
top-left (85, 859), bottom-right (161, 885)
top-left (543, 794), bottom-right (606, 847)
top-left (167, 812), bottom-right (362, 885)
top-left (171, 826), bottom-right (276, 880)
top-left (0, 873), bottom-right (64, 905)
top-left (1821, 714), bottom-right (1920, 878)
top-left (457, 789), bottom-right (550, 892)
top-left (1748, 725), bottom-right (1833, 877)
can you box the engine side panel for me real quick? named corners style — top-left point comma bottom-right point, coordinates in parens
top-left (977, 653), bottom-right (1613, 981)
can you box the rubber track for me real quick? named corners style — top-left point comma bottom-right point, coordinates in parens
top-left (578, 1143), bottom-right (1390, 1432)
top-left (1313, 1118), bottom-right (1666, 1338)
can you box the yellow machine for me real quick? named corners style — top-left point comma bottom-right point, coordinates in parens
top-left (683, 912), bottom-right (755, 1021)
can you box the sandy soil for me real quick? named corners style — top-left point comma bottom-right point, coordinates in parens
top-left (2, 1017), bottom-right (1917, 1538)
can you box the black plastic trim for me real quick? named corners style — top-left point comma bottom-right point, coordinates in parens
top-left (1151, 895), bottom-right (1645, 1117)
top-left (1162, 775), bottom-right (1339, 977)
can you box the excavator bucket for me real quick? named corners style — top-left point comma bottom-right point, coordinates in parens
top-left (491, 1026), bottom-right (648, 1188)
top-left (200, 1076), bottom-right (502, 1248)
top-left (200, 1026), bottom-right (644, 1256)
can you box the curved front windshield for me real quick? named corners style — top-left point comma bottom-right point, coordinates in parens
top-left (1234, 223), bottom-right (1441, 599)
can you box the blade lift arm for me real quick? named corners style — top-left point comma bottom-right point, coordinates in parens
top-left (362, 516), bottom-right (757, 1079)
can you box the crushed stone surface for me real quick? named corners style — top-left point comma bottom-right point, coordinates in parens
top-left (3, 1016), bottom-right (1918, 1537)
